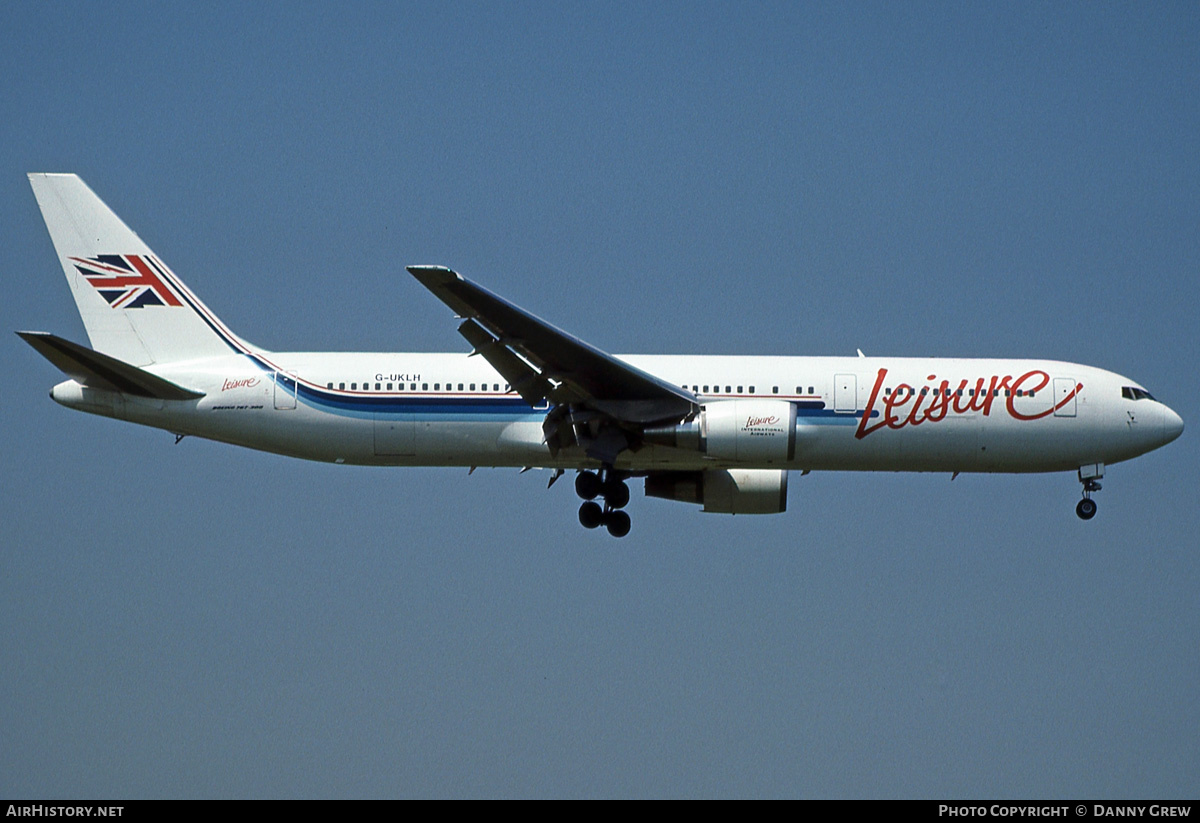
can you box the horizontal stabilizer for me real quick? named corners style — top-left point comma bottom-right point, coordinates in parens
top-left (17, 331), bottom-right (204, 400)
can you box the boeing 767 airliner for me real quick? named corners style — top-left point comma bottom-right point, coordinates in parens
top-left (20, 174), bottom-right (1183, 537)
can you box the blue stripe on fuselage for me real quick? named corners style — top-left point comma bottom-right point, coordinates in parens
top-left (282, 378), bottom-right (876, 426)
top-left (292, 379), bottom-right (538, 421)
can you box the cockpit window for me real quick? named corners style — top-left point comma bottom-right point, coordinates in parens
top-left (1122, 386), bottom-right (1157, 401)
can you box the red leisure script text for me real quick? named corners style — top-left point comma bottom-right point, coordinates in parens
top-left (855, 368), bottom-right (1081, 440)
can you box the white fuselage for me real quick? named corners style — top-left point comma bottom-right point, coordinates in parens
top-left (25, 174), bottom-right (1185, 530)
top-left (50, 349), bottom-right (1184, 475)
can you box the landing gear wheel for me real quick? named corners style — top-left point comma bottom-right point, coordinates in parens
top-left (605, 509), bottom-right (631, 538)
top-left (604, 479), bottom-right (630, 509)
top-left (579, 501), bottom-right (604, 529)
top-left (575, 471), bottom-right (602, 501)
top-left (1076, 498), bottom-right (1097, 520)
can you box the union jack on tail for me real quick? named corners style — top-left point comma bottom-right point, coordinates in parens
top-left (70, 254), bottom-right (183, 309)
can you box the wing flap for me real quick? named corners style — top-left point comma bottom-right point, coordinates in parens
top-left (457, 318), bottom-right (557, 405)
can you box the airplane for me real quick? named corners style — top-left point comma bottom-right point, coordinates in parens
top-left (21, 173), bottom-right (1184, 538)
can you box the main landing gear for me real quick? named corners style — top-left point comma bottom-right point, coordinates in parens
top-left (576, 469), bottom-right (632, 537)
top-left (1076, 463), bottom-right (1103, 520)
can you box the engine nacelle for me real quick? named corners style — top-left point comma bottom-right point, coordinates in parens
top-left (643, 399), bottom-right (797, 464)
top-left (645, 469), bottom-right (788, 514)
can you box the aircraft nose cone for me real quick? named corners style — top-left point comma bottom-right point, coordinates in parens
top-left (1162, 405), bottom-right (1184, 445)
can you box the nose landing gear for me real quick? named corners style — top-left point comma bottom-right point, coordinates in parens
top-left (1076, 463), bottom-right (1104, 520)
top-left (575, 468), bottom-right (632, 537)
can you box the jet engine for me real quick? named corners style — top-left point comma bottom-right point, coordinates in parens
top-left (642, 399), bottom-right (797, 463)
top-left (645, 469), bottom-right (788, 514)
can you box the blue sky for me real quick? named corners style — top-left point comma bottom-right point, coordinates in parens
top-left (2, 1), bottom-right (1197, 798)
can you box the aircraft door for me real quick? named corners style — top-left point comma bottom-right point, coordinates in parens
top-left (274, 371), bottom-right (297, 410)
top-left (1053, 377), bottom-right (1077, 417)
top-left (834, 374), bottom-right (857, 413)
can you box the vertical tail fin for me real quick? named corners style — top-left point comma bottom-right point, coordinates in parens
top-left (28, 173), bottom-right (253, 366)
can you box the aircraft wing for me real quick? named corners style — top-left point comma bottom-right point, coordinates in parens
top-left (407, 266), bottom-right (698, 425)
